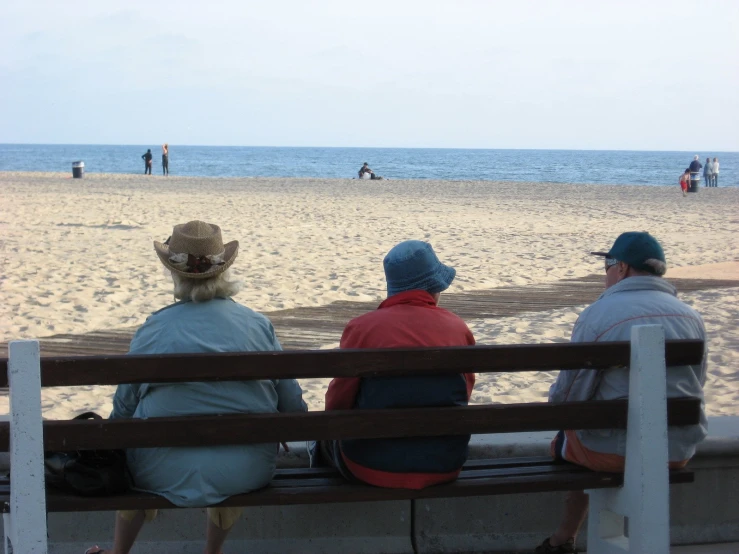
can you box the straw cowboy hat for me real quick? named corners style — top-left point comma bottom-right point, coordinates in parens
top-left (154, 220), bottom-right (239, 280)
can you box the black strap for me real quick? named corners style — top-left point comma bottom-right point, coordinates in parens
top-left (73, 412), bottom-right (103, 421)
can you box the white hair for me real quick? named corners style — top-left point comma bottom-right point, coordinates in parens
top-left (694, 155), bottom-right (699, 160)
top-left (171, 269), bottom-right (242, 303)
top-left (642, 258), bottom-right (667, 277)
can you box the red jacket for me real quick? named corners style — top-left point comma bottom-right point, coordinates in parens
top-left (326, 290), bottom-right (475, 489)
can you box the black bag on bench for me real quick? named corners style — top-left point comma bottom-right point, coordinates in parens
top-left (44, 412), bottom-right (130, 497)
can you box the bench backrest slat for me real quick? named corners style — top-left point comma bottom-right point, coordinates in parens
top-left (0, 398), bottom-right (701, 452)
top-left (0, 340), bottom-right (704, 387)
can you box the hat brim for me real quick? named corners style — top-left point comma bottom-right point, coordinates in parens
top-left (387, 262), bottom-right (456, 296)
top-left (590, 251), bottom-right (611, 257)
top-left (154, 240), bottom-right (239, 280)
top-left (431, 263), bottom-right (456, 294)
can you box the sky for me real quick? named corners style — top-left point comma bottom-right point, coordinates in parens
top-left (1, 0), bottom-right (737, 151)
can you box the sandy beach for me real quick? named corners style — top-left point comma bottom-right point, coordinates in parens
top-left (1, 172), bottom-right (737, 419)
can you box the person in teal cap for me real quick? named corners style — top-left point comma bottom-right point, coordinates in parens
top-left (537, 232), bottom-right (707, 554)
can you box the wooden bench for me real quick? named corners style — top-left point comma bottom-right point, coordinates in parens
top-left (0, 325), bottom-right (703, 553)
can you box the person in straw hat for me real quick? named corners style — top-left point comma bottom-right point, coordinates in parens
top-left (86, 220), bottom-right (306, 554)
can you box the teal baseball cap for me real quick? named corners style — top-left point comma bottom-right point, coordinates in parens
top-left (591, 232), bottom-right (667, 276)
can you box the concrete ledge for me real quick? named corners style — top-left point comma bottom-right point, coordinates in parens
top-left (280, 416), bottom-right (739, 467)
top-left (463, 415), bottom-right (739, 461)
top-left (413, 460), bottom-right (739, 553)
top-left (44, 502), bottom-right (413, 554)
top-left (2, 416), bottom-right (737, 471)
top-left (416, 492), bottom-right (567, 553)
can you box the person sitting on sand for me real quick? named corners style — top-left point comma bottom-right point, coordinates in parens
top-left (357, 162), bottom-right (386, 180)
top-left (320, 240), bottom-right (476, 489)
top-left (85, 220), bottom-right (306, 554)
top-left (358, 162), bottom-right (373, 179)
top-left (142, 149), bottom-right (153, 175)
top-left (536, 232), bottom-right (707, 554)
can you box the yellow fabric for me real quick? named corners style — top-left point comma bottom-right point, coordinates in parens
top-left (116, 507), bottom-right (242, 530)
top-left (207, 506), bottom-right (244, 530)
top-left (117, 509), bottom-right (158, 523)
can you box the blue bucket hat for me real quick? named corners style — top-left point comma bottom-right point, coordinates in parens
top-left (591, 232), bottom-right (667, 276)
top-left (384, 240), bottom-right (456, 297)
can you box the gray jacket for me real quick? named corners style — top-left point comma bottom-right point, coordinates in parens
top-left (549, 276), bottom-right (707, 461)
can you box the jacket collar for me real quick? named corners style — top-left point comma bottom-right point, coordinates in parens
top-left (599, 275), bottom-right (677, 301)
top-left (378, 290), bottom-right (437, 310)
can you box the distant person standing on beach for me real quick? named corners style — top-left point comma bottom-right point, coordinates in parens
top-left (162, 144), bottom-right (169, 176)
top-left (688, 155), bottom-right (702, 190)
top-left (712, 157), bottom-right (719, 187)
top-left (703, 157), bottom-right (713, 187)
top-left (142, 149), bottom-right (153, 175)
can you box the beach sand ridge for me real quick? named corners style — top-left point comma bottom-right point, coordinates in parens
top-left (1, 172), bottom-right (737, 418)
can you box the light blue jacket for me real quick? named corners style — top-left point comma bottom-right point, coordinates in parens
top-left (549, 276), bottom-right (707, 462)
top-left (110, 298), bottom-right (306, 507)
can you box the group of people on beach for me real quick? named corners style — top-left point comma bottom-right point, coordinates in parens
top-left (141, 144), bottom-right (169, 176)
top-left (680, 155), bottom-right (720, 195)
top-left (85, 223), bottom-right (707, 554)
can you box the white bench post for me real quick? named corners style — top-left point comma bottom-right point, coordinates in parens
top-left (6, 340), bottom-right (48, 554)
top-left (585, 324), bottom-right (670, 554)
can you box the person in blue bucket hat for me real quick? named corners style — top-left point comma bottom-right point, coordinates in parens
top-left (320, 240), bottom-right (476, 489)
top-left (384, 240), bottom-right (457, 296)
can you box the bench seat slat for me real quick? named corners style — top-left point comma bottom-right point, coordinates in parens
top-left (210, 456), bottom-right (581, 482)
top-left (0, 462), bottom-right (693, 513)
top-left (262, 464), bottom-right (591, 489)
top-left (36, 473), bottom-right (621, 511)
top-left (268, 463), bottom-right (686, 488)
top-left (0, 456), bottom-right (628, 489)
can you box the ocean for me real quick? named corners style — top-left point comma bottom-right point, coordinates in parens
top-left (0, 144), bottom-right (735, 187)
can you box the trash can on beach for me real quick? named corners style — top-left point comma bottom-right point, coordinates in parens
top-left (72, 161), bottom-right (85, 178)
top-left (688, 172), bottom-right (700, 193)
